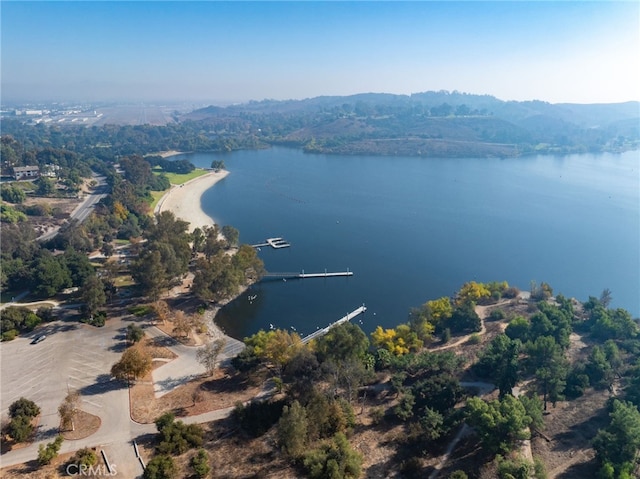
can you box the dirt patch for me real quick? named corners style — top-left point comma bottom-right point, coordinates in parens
top-left (531, 389), bottom-right (611, 479)
top-left (130, 365), bottom-right (268, 424)
top-left (60, 410), bottom-right (101, 441)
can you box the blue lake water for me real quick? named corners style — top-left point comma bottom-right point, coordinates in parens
top-left (176, 148), bottom-right (639, 340)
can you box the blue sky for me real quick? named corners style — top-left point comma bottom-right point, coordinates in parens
top-left (1, 1), bottom-right (638, 104)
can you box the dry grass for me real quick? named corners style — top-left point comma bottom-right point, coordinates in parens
top-left (60, 410), bottom-right (101, 441)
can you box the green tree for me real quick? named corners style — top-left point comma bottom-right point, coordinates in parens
top-left (31, 251), bottom-right (72, 297)
top-left (475, 334), bottom-right (520, 397)
top-left (9, 397), bottom-right (41, 419)
top-left (132, 250), bottom-right (168, 300)
top-left (211, 159), bottom-right (225, 170)
top-left (36, 176), bottom-right (55, 196)
top-left (593, 400), bottom-right (640, 477)
top-left (303, 432), bottom-right (362, 479)
top-left (126, 324), bottom-right (145, 343)
top-left (221, 225), bottom-right (239, 247)
top-left (278, 400), bottom-right (309, 458)
top-left (80, 275), bottom-right (106, 318)
top-left (465, 395), bottom-right (532, 454)
top-left (144, 455), bottom-right (177, 479)
top-left (314, 322), bottom-right (369, 363)
top-left (527, 336), bottom-right (568, 410)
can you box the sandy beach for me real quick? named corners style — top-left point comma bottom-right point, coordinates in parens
top-left (155, 169), bottom-right (229, 231)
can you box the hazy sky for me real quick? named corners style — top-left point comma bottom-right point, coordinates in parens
top-left (2, 1), bottom-right (639, 104)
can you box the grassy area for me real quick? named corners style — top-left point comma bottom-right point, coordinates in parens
top-left (155, 168), bottom-right (209, 185)
top-left (148, 168), bottom-right (209, 211)
top-left (128, 304), bottom-right (154, 317)
top-left (148, 190), bottom-right (166, 211)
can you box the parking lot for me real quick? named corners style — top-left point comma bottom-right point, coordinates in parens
top-left (0, 314), bottom-right (156, 476)
top-left (1, 319), bottom-right (123, 436)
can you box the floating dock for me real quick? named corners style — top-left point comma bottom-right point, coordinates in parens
top-left (263, 269), bottom-right (353, 280)
top-left (252, 237), bottom-right (291, 249)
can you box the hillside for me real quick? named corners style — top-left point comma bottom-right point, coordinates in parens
top-left (182, 91), bottom-right (640, 157)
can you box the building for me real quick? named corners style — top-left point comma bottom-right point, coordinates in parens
top-left (13, 165), bottom-right (40, 180)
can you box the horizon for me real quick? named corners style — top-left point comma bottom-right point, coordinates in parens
top-left (2, 2), bottom-right (639, 105)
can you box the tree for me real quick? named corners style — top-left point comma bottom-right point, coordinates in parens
top-left (36, 176), bottom-right (55, 196)
top-left (171, 310), bottom-right (193, 339)
top-left (278, 400), bottom-right (308, 458)
top-left (111, 347), bottom-right (152, 382)
top-left (593, 400), bottom-right (640, 476)
top-left (314, 322), bottom-right (369, 363)
top-left (475, 334), bottom-right (520, 397)
top-left (211, 159), bottom-right (225, 170)
top-left (303, 432), bottom-right (362, 479)
top-left (465, 395), bottom-right (532, 454)
top-left (456, 281), bottom-right (491, 305)
top-left (7, 397), bottom-right (40, 442)
top-left (448, 302), bottom-right (481, 333)
top-left (132, 250), bottom-right (168, 300)
top-left (527, 336), bottom-right (568, 410)
top-left (221, 225), bottom-right (239, 247)
top-left (9, 397), bottom-right (41, 419)
top-left (80, 275), bottom-right (106, 318)
top-left (58, 390), bottom-right (80, 431)
top-left (126, 324), bottom-right (145, 343)
top-left (196, 338), bottom-right (226, 375)
top-left (31, 251), bottom-right (72, 297)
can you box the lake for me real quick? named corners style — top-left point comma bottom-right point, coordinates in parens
top-left (175, 148), bottom-right (639, 340)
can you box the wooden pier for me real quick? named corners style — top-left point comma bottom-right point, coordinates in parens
top-left (301, 305), bottom-right (367, 344)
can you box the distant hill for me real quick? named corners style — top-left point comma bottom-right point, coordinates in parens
top-left (181, 91), bottom-right (639, 157)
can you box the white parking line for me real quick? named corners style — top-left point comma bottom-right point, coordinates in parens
top-left (82, 398), bottom-right (102, 409)
top-left (68, 374), bottom-right (92, 384)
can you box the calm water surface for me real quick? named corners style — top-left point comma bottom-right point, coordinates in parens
top-left (176, 148), bottom-right (639, 339)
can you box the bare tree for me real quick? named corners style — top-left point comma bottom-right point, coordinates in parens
top-left (58, 391), bottom-right (80, 431)
top-left (196, 339), bottom-right (227, 376)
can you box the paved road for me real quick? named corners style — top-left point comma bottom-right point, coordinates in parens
top-left (0, 312), bottom-right (249, 476)
top-left (0, 315), bottom-right (153, 476)
top-left (145, 325), bottom-right (244, 398)
top-left (37, 174), bottom-right (108, 242)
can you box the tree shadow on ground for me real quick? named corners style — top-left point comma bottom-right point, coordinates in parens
top-left (150, 334), bottom-right (179, 349)
top-left (78, 375), bottom-right (125, 396)
top-left (557, 457), bottom-right (599, 479)
top-left (552, 406), bottom-right (609, 453)
top-left (154, 374), bottom-right (201, 395)
top-left (200, 369), bottom-right (255, 395)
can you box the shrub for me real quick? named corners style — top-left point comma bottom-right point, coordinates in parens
top-left (144, 455), bottom-right (176, 479)
top-left (37, 435), bottom-right (63, 466)
top-left (369, 406), bottom-right (385, 425)
top-left (467, 333), bottom-right (481, 345)
top-left (69, 448), bottom-right (98, 468)
top-left (190, 449), bottom-right (210, 478)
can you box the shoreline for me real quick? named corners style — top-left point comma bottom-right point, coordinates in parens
top-left (154, 168), bottom-right (248, 344)
top-left (155, 169), bottom-right (229, 232)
